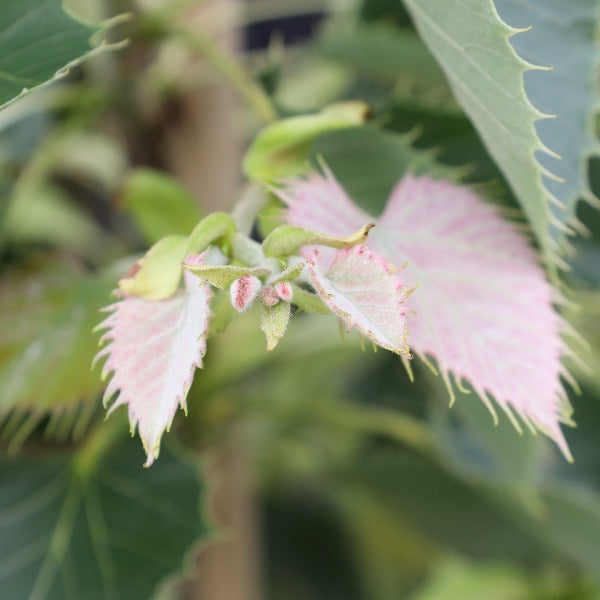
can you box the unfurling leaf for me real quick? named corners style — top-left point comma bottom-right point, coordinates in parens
top-left (280, 170), bottom-right (574, 459)
top-left (306, 245), bottom-right (410, 356)
top-left (262, 222), bottom-right (374, 257)
top-left (119, 235), bottom-right (188, 300)
top-left (243, 101), bottom-right (369, 181)
top-left (230, 275), bottom-right (263, 312)
top-left (95, 253), bottom-right (213, 466)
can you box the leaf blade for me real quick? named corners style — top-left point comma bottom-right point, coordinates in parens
top-left (96, 254), bottom-right (213, 466)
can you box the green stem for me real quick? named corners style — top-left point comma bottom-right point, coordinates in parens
top-left (171, 26), bottom-right (278, 124)
top-left (323, 403), bottom-right (433, 454)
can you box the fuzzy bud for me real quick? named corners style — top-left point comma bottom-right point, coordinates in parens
top-left (274, 281), bottom-right (293, 303)
top-left (261, 285), bottom-right (280, 307)
top-left (229, 275), bottom-right (262, 313)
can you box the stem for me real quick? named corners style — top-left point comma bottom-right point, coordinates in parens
top-left (171, 26), bottom-right (278, 124)
top-left (72, 417), bottom-right (127, 484)
top-left (323, 403), bottom-right (433, 454)
top-left (231, 183), bottom-right (268, 235)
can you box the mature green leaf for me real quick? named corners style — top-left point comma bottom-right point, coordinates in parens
top-left (317, 24), bottom-right (456, 110)
top-left (0, 437), bottom-right (208, 600)
top-left (496, 1), bottom-right (600, 242)
top-left (119, 169), bottom-right (203, 246)
top-left (0, 182), bottom-right (111, 262)
top-left (0, 260), bottom-right (114, 447)
top-left (310, 126), bottom-right (462, 216)
top-left (403, 0), bottom-right (563, 264)
top-left (0, 0), bottom-right (111, 111)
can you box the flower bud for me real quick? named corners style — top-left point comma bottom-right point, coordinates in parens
top-left (229, 275), bottom-right (262, 313)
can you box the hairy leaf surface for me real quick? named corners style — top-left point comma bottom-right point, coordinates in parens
top-left (96, 254), bottom-right (212, 466)
top-left (281, 171), bottom-right (572, 458)
top-left (306, 245), bottom-right (410, 356)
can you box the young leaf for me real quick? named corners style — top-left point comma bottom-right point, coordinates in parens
top-left (184, 264), bottom-right (270, 289)
top-left (260, 301), bottom-right (292, 351)
top-left (403, 0), bottom-right (565, 265)
top-left (280, 171), bottom-right (573, 459)
top-left (243, 101), bottom-right (369, 181)
top-left (262, 223), bottom-right (373, 257)
top-left (119, 235), bottom-right (188, 301)
top-left (306, 245), bottom-right (410, 356)
top-left (95, 253), bottom-right (213, 466)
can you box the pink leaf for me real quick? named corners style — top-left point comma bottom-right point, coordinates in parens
top-left (280, 170), bottom-right (572, 459)
top-left (94, 253), bottom-right (212, 466)
top-left (306, 245), bottom-right (410, 355)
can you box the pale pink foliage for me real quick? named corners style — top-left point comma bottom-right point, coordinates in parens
top-left (306, 245), bottom-right (409, 355)
top-left (94, 253), bottom-right (212, 466)
top-left (279, 169), bottom-right (572, 459)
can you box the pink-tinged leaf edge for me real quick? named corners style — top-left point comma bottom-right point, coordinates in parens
top-left (278, 168), bottom-right (575, 461)
top-left (306, 244), bottom-right (410, 356)
top-left (94, 253), bottom-right (212, 466)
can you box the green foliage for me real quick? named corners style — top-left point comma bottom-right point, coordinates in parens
top-left (119, 169), bottom-right (203, 245)
top-left (403, 0), bottom-right (562, 263)
top-left (262, 223), bottom-right (373, 257)
top-left (311, 126), bottom-right (462, 216)
top-left (496, 1), bottom-right (600, 240)
top-left (119, 235), bottom-right (188, 300)
top-left (0, 0), bottom-right (108, 110)
top-left (0, 260), bottom-right (115, 448)
top-left (0, 433), bottom-right (208, 600)
top-left (243, 102), bottom-right (369, 181)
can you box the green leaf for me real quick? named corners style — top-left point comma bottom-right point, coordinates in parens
top-left (185, 212), bottom-right (236, 256)
top-left (262, 223), bottom-right (373, 257)
top-left (317, 23), bottom-right (455, 110)
top-left (0, 0), bottom-right (113, 111)
top-left (260, 301), bottom-right (291, 351)
top-left (0, 437), bottom-right (209, 599)
top-left (119, 235), bottom-right (188, 301)
top-left (119, 169), bottom-right (204, 245)
top-left (402, 0), bottom-right (563, 264)
top-left (183, 264), bottom-right (270, 290)
top-left (0, 260), bottom-right (114, 447)
top-left (495, 1), bottom-right (600, 242)
top-left (310, 126), bottom-right (462, 216)
top-left (408, 559), bottom-right (530, 600)
top-left (243, 102), bottom-right (369, 181)
top-left (0, 181), bottom-right (113, 262)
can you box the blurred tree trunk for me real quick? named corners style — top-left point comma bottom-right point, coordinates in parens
top-left (162, 1), bottom-right (262, 599)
